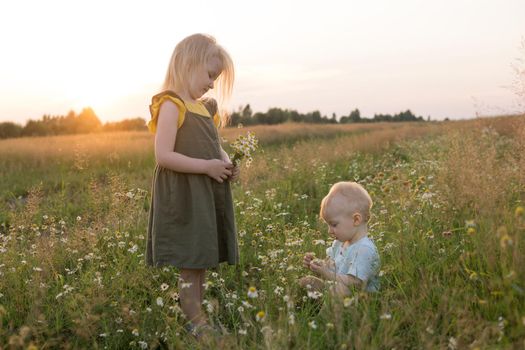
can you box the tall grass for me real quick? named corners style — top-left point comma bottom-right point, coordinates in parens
top-left (0, 118), bottom-right (524, 348)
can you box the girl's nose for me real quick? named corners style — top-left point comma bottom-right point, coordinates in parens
top-left (208, 80), bottom-right (214, 89)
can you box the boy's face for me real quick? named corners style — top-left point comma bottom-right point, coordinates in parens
top-left (322, 208), bottom-right (357, 243)
top-left (188, 57), bottom-right (222, 100)
top-left (322, 196), bottom-right (363, 243)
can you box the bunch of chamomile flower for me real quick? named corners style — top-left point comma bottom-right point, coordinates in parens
top-left (230, 131), bottom-right (259, 167)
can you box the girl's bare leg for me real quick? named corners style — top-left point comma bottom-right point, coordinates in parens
top-left (199, 270), bottom-right (206, 303)
top-left (180, 268), bottom-right (206, 326)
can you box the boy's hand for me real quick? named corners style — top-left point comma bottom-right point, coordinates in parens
top-left (303, 252), bottom-right (315, 269)
top-left (309, 259), bottom-right (329, 277)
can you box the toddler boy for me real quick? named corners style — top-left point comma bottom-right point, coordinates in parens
top-left (299, 181), bottom-right (380, 295)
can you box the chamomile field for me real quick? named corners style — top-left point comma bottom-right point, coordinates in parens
top-left (0, 117), bottom-right (524, 349)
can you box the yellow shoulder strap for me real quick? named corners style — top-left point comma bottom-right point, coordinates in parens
top-left (213, 113), bottom-right (221, 128)
top-left (147, 93), bottom-right (187, 133)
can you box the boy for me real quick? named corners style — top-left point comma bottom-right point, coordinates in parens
top-left (299, 181), bottom-right (380, 296)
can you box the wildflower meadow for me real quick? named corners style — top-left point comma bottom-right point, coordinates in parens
top-left (0, 117), bottom-right (524, 349)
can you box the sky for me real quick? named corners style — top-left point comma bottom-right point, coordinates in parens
top-left (0, 0), bottom-right (523, 124)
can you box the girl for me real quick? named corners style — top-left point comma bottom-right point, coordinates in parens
top-left (145, 33), bottom-right (239, 335)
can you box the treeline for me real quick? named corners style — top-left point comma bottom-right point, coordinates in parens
top-left (0, 108), bottom-right (147, 139)
top-left (0, 105), bottom-right (427, 139)
top-left (229, 105), bottom-right (426, 126)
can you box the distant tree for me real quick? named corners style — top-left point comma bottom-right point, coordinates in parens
top-left (373, 113), bottom-right (392, 122)
top-left (319, 114), bottom-right (329, 123)
top-left (103, 118), bottom-right (147, 132)
top-left (349, 108), bottom-right (361, 123)
top-left (228, 104), bottom-right (257, 126)
top-left (266, 108), bottom-right (289, 124)
top-left (63, 110), bottom-right (77, 133)
top-left (23, 119), bottom-right (48, 136)
top-left (252, 112), bottom-right (266, 125)
top-left (312, 111), bottom-right (321, 123)
top-left (18, 107), bottom-right (102, 137)
top-left (0, 122), bottom-right (23, 139)
top-left (0, 102), bottom-right (432, 139)
top-left (242, 104), bottom-right (252, 119)
top-left (396, 109), bottom-right (414, 121)
top-left (229, 111), bottom-right (241, 126)
top-left (77, 107), bottom-right (102, 133)
top-left (290, 110), bottom-right (301, 123)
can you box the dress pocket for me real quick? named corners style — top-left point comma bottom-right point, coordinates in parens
top-left (154, 168), bottom-right (187, 225)
top-left (167, 173), bottom-right (191, 225)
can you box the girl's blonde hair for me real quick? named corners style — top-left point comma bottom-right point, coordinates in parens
top-left (163, 33), bottom-right (234, 126)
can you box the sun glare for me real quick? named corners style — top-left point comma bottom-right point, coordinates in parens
top-left (66, 86), bottom-right (115, 112)
top-left (62, 67), bottom-right (142, 117)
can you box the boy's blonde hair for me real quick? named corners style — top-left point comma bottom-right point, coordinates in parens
top-left (163, 33), bottom-right (234, 126)
top-left (320, 182), bottom-right (373, 222)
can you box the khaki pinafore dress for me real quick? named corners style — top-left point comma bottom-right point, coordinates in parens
top-left (145, 91), bottom-right (238, 269)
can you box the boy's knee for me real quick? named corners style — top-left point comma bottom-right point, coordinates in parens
top-left (298, 276), bottom-right (312, 288)
top-left (298, 275), bottom-right (324, 291)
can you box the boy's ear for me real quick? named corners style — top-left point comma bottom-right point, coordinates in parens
top-left (353, 213), bottom-right (362, 226)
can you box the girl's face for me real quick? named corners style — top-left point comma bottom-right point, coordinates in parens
top-left (188, 56), bottom-right (222, 100)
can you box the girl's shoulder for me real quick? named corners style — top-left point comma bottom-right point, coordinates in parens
top-left (199, 97), bottom-right (218, 116)
top-left (199, 97), bottom-right (222, 128)
top-left (185, 97), bottom-right (219, 128)
top-left (148, 91), bottom-right (187, 133)
top-left (151, 90), bottom-right (183, 104)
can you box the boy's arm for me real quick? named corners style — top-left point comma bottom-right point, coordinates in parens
top-left (330, 277), bottom-right (361, 297)
top-left (321, 268), bottom-right (363, 287)
top-left (324, 270), bottom-right (364, 297)
top-left (309, 260), bottom-right (363, 285)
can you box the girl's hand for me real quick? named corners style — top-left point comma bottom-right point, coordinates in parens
top-left (206, 159), bottom-right (233, 183)
top-left (229, 165), bottom-right (240, 182)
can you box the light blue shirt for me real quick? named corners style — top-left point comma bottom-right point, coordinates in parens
top-left (325, 236), bottom-right (380, 292)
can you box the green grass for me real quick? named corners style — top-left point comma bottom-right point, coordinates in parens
top-left (0, 119), bottom-right (524, 349)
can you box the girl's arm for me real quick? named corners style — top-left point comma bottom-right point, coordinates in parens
top-left (155, 100), bottom-right (232, 183)
top-left (219, 146), bottom-right (230, 162)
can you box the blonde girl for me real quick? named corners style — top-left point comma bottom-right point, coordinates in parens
top-left (145, 33), bottom-right (238, 335)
